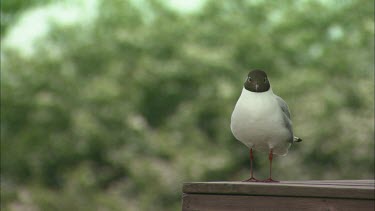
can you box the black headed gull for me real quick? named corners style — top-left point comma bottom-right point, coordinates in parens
top-left (231, 69), bottom-right (302, 182)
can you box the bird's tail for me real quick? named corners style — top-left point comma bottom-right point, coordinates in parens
top-left (293, 136), bottom-right (302, 143)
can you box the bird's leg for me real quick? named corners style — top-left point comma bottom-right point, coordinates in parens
top-left (242, 148), bottom-right (260, 182)
top-left (263, 149), bottom-right (279, 182)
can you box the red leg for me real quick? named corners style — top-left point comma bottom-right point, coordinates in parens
top-left (262, 149), bottom-right (279, 183)
top-left (242, 148), bottom-right (260, 182)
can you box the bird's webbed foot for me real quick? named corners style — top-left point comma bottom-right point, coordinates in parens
top-left (242, 177), bottom-right (261, 182)
top-left (262, 178), bottom-right (279, 183)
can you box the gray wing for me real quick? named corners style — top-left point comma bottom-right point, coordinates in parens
top-left (275, 95), bottom-right (293, 143)
top-left (275, 95), bottom-right (291, 119)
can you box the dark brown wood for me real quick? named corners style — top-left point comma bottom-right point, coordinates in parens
top-left (182, 180), bottom-right (375, 211)
top-left (183, 180), bottom-right (375, 199)
top-left (182, 194), bottom-right (375, 211)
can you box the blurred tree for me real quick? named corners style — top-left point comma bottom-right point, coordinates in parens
top-left (1, 0), bottom-right (374, 210)
top-left (1, 0), bottom-right (53, 36)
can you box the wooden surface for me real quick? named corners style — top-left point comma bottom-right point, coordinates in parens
top-left (182, 180), bottom-right (375, 211)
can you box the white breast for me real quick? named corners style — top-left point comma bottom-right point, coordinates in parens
top-left (230, 88), bottom-right (291, 155)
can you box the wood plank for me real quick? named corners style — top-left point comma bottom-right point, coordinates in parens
top-left (282, 180), bottom-right (374, 184)
top-left (280, 180), bottom-right (374, 187)
top-left (183, 181), bottom-right (375, 199)
top-left (182, 193), bottom-right (375, 211)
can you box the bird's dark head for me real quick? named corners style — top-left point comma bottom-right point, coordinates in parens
top-left (244, 69), bottom-right (270, 92)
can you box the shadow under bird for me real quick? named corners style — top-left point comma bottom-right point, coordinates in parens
top-left (231, 69), bottom-right (302, 182)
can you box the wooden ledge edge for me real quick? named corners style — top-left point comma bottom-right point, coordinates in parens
top-left (182, 181), bottom-right (375, 200)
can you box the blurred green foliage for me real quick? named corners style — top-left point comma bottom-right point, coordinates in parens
top-left (1, 0), bottom-right (53, 34)
top-left (1, 0), bottom-right (374, 210)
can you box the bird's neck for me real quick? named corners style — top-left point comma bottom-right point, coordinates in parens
top-left (241, 87), bottom-right (274, 96)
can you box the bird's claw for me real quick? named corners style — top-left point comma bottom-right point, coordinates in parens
top-left (262, 178), bottom-right (279, 183)
top-left (242, 177), bottom-right (261, 182)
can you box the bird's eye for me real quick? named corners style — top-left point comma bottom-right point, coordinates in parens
top-left (248, 77), bottom-right (252, 82)
top-left (264, 77), bottom-right (267, 83)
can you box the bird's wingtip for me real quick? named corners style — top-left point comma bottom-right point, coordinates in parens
top-left (294, 137), bottom-right (303, 143)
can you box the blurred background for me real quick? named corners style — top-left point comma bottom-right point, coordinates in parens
top-left (1, 0), bottom-right (374, 210)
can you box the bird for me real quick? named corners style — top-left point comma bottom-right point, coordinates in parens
top-left (230, 69), bottom-right (302, 182)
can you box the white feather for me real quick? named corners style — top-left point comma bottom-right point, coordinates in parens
top-left (231, 87), bottom-right (292, 155)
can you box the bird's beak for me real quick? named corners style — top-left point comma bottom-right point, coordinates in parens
top-left (255, 84), bottom-right (259, 91)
